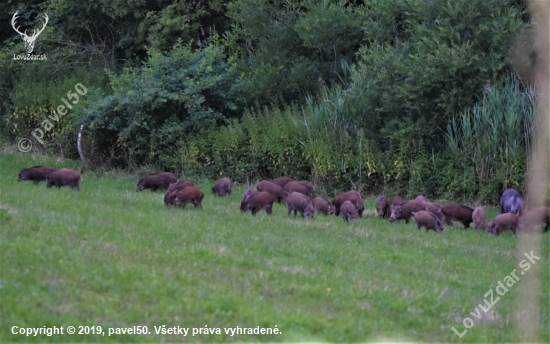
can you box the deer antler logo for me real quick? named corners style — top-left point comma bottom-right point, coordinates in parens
top-left (11, 11), bottom-right (49, 54)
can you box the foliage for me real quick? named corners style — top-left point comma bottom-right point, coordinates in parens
top-left (225, 0), bottom-right (364, 106)
top-left (178, 103), bottom-right (309, 182)
top-left (354, 0), bottom-right (526, 133)
top-left (80, 42), bottom-right (238, 168)
top-left (445, 75), bottom-right (534, 202)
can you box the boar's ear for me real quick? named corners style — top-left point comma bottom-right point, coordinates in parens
top-left (242, 188), bottom-right (252, 200)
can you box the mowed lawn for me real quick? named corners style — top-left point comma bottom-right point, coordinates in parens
top-left (0, 153), bottom-right (548, 342)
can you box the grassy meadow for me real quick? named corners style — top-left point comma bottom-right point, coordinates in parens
top-left (0, 152), bottom-right (548, 342)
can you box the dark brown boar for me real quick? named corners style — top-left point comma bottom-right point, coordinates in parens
top-left (387, 196), bottom-right (403, 217)
top-left (298, 180), bottom-right (316, 198)
top-left (212, 177), bottom-right (232, 196)
top-left (256, 180), bottom-right (285, 203)
top-left (487, 213), bottom-right (519, 235)
top-left (271, 177), bottom-right (294, 188)
top-left (519, 206), bottom-right (550, 232)
top-left (18, 165), bottom-right (58, 184)
top-left (340, 200), bottom-right (358, 221)
top-left (283, 181), bottom-right (313, 199)
top-left (240, 190), bottom-right (275, 215)
top-left (412, 210), bottom-right (444, 233)
top-left (376, 195), bottom-right (389, 218)
top-left (136, 172), bottom-right (178, 192)
top-left (286, 192), bottom-right (315, 220)
top-left (472, 207), bottom-right (487, 230)
top-left (167, 180), bottom-right (195, 193)
top-left (173, 187), bottom-right (204, 208)
top-left (390, 199), bottom-right (442, 223)
top-left (164, 181), bottom-right (196, 206)
top-left (332, 191), bottom-right (365, 217)
top-left (313, 197), bottom-right (336, 216)
top-left (440, 203), bottom-right (474, 228)
top-left (46, 168), bottom-right (81, 190)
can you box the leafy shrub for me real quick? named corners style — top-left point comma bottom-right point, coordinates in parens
top-left (80, 42), bottom-right (238, 168)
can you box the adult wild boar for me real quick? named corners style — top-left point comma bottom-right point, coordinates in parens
top-left (487, 213), bottom-right (519, 235)
top-left (472, 206), bottom-right (488, 230)
top-left (173, 187), bottom-right (204, 208)
top-left (340, 200), bottom-right (358, 221)
top-left (212, 177), bottom-right (232, 196)
top-left (283, 181), bottom-right (313, 199)
top-left (312, 197), bottom-right (336, 216)
top-left (256, 180), bottom-right (285, 203)
top-left (286, 192), bottom-right (315, 220)
top-left (332, 191), bottom-right (365, 217)
top-left (376, 195), bottom-right (389, 218)
top-left (388, 196), bottom-right (403, 217)
top-left (136, 172), bottom-right (178, 192)
top-left (18, 165), bottom-right (58, 184)
top-left (46, 168), bottom-right (81, 190)
top-left (500, 189), bottom-right (524, 215)
top-left (167, 180), bottom-right (195, 193)
top-left (164, 181), bottom-right (196, 206)
top-left (390, 199), bottom-right (442, 223)
top-left (412, 210), bottom-right (444, 233)
top-left (271, 177), bottom-right (294, 188)
top-left (519, 206), bottom-right (550, 232)
top-left (440, 203), bottom-right (474, 228)
top-left (240, 189), bottom-right (275, 215)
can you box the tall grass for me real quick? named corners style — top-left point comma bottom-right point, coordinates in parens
top-left (446, 75), bottom-right (534, 198)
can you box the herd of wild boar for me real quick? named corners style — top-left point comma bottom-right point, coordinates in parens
top-left (17, 165), bottom-right (550, 235)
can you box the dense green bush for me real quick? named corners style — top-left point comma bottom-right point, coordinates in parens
top-left (80, 42), bottom-right (238, 168)
top-left (225, 0), bottom-right (364, 106)
top-left (178, 103), bottom-right (310, 182)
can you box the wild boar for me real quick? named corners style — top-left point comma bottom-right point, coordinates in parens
top-left (298, 180), bottom-right (316, 198)
top-left (283, 181), bottom-right (313, 199)
top-left (136, 172), bottom-right (178, 192)
top-left (500, 189), bottom-right (524, 215)
top-left (240, 190), bottom-right (275, 215)
top-left (472, 206), bottom-right (488, 230)
top-left (412, 210), bottom-right (444, 233)
top-left (388, 196), bottom-right (403, 216)
top-left (18, 165), bottom-right (58, 184)
top-left (487, 213), bottom-right (519, 235)
top-left (167, 180), bottom-right (195, 193)
top-left (256, 180), bottom-right (285, 203)
top-left (46, 168), bottom-right (81, 190)
top-left (440, 203), bottom-right (474, 228)
top-left (212, 177), bottom-right (232, 196)
top-left (390, 199), bottom-right (443, 223)
top-left (271, 177), bottom-right (294, 188)
top-left (286, 192), bottom-right (315, 220)
top-left (376, 195), bottom-right (389, 218)
top-left (173, 186), bottom-right (204, 208)
top-left (518, 206), bottom-right (550, 232)
top-left (312, 197), bottom-right (336, 216)
top-left (340, 200), bottom-right (359, 221)
top-left (332, 191), bottom-right (365, 217)
top-left (164, 181), bottom-right (196, 206)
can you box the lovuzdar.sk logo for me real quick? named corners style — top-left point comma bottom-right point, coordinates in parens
top-left (11, 11), bottom-right (48, 60)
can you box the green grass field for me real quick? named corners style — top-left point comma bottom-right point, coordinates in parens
top-left (1, 152), bottom-right (548, 342)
